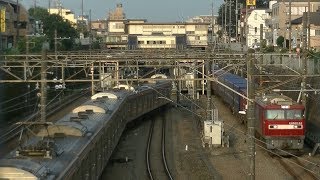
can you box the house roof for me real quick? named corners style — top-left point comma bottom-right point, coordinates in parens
top-left (0, 0), bottom-right (18, 4)
top-left (291, 12), bottom-right (320, 26)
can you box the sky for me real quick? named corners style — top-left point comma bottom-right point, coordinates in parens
top-left (21, 0), bottom-right (224, 22)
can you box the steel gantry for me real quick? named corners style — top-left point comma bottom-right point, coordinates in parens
top-left (1, 49), bottom-right (319, 180)
top-left (0, 50), bottom-right (247, 84)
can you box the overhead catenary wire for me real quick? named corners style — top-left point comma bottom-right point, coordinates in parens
top-left (0, 88), bottom-right (37, 106)
top-left (174, 96), bottom-right (320, 176)
top-left (155, 76), bottom-right (320, 176)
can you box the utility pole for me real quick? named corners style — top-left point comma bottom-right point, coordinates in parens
top-left (260, 24), bottom-right (263, 49)
top-left (211, 1), bottom-right (214, 45)
top-left (81, 0), bottom-right (84, 22)
top-left (307, 0), bottom-right (310, 50)
top-left (40, 42), bottom-right (49, 122)
top-left (89, 9), bottom-right (92, 50)
top-left (288, 0), bottom-right (292, 52)
top-left (15, 0), bottom-right (20, 48)
top-left (259, 24), bottom-right (263, 87)
top-left (48, 0), bottom-right (51, 13)
top-left (54, 29), bottom-right (57, 60)
top-left (91, 64), bottom-right (94, 95)
top-left (302, 12), bottom-right (308, 119)
top-left (222, 4), bottom-right (224, 41)
top-left (245, 2), bottom-right (248, 48)
top-left (229, 0), bottom-right (232, 43)
top-left (235, 0), bottom-right (238, 42)
top-left (247, 52), bottom-right (256, 180)
top-left (206, 60), bottom-right (212, 120)
top-left (224, 3), bottom-right (227, 43)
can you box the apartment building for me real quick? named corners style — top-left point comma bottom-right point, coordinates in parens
top-left (105, 3), bottom-right (127, 48)
top-left (270, 0), bottom-right (320, 46)
top-left (246, 9), bottom-right (270, 48)
top-left (126, 22), bottom-right (209, 49)
top-left (0, 0), bottom-right (29, 49)
top-left (105, 4), bottom-right (209, 49)
top-left (187, 15), bottom-right (220, 43)
top-left (91, 19), bottom-right (107, 37)
top-left (291, 12), bottom-right (320, 50)
top-left (48, 8), bottom-right (77, 26)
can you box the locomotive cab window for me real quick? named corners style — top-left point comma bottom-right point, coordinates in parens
top-left (286, 109), bottom-right (303, 119)
top-left (266, 109), bottom-right (303, 120)
top-left (266, 110), bottom-right (285, 120)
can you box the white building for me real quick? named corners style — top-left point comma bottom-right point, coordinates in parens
top-left (105, 3), bottom-right (209, 49)
top-left (48, 8), bottom-right (77, 26)
top-left (247, 9), bottom-right (270, 48)
top-left (187, 15), bottom-right (220, 42)
top-left (126, 22), bottom-right (209, 49)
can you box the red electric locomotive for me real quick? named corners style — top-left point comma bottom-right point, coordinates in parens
top-left (255, 94), bottom-right (305, 151)
top-left (212, 69), bottom-right (305, 152)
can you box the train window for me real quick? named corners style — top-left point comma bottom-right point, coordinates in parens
top-left (286, 110), bottom-right (303, 119)
top-left (266, 110), bottom-right (285, 120)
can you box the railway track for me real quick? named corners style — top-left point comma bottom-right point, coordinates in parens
top-left (0, 89), bottom-right (89, 145)
top-left (146, 115), bottom-right (174, 180)
top-left (274, 156), bottom-right (319, 180)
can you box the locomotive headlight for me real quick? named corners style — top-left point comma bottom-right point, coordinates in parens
top-left (269, 125), bottom-right (278, 129)
top-left (294, 125), bottom-right (302, 129)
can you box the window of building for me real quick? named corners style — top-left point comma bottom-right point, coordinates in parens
top-left (186, 31), bottom-right (195, 34)
top-left (14, 21), bottom-right (27, 29)
top-left (255, 27), bottom-right (257, 33)
top-left (262, 14), bottom-right (266, 20)
top-left (316, 30), bottom-right (320, 36)
top-left (195, 36), bottom-right (200, 40)
top-left (115, 23), bottom-right (124, 29)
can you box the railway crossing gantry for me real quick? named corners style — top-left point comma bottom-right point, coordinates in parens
top-left (1, 49), bottom-right (320, 179)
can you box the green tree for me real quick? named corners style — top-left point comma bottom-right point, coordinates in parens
top-left (28, 7), bottom-right (79, 52)
top-left (17, 36), bottom-right (47, 54)
top-left (217, 0), bottom-right (269, 38)
top-left (276, 36), bottom-right (284, 47)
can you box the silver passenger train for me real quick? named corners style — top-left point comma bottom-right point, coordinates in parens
top-left (0, 76), bottom-right (172, 180)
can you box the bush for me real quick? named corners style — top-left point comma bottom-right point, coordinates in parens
top-left (276, 36), bottom-right (284, 47)
top-left (247, 48), bottom-right (255, 53)
top-left (263, 45), bottom-right (274, 53)
top-left (280, 48), bottom-right (288, 53)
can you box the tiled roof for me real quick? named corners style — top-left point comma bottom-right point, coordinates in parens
top-left (291, 12), bottom-right (320, 26)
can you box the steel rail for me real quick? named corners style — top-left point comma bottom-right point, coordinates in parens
top-left (162, 117), bottom-right (174, 180)
top-left (146, 120), bottom-right (155, 180)
top-left (146, 117), bottom-right (174, 180)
